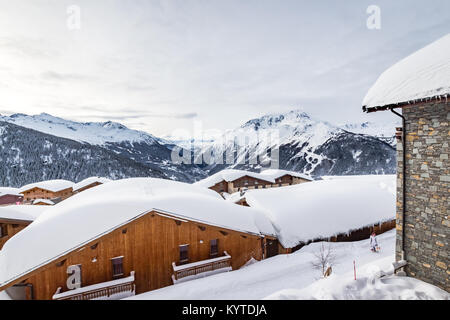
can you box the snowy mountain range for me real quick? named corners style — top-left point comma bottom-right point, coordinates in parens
top-left (0, 110), bottom-right (397, 186)
top-left (194, 110), bottom-right (397, 177)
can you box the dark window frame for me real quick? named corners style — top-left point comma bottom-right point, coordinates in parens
top-left (210, 239), bottom-right (219, 258)
top-left (111, 256), bottom-right (124, 279)
top-left (179, 244), bottom-right (189, 264)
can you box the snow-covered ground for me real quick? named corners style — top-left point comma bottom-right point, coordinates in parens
top-left (127, 230), bottom-right (448, 300)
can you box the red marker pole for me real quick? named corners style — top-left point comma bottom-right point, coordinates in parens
top-left (353, 260), bottom-right (356, 280)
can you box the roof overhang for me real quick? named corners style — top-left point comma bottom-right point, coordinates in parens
top-left (363, 95), bottom-right (449, 113)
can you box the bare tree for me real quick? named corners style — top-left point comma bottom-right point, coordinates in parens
top-left (311, 243), bottom-right (335, 277)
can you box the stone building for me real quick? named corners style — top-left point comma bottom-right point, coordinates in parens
top-left (362, 34), bottom-right (449, 291)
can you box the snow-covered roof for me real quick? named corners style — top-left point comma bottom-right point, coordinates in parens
top-left (32, 199), bottom-right (54, 205)
top-left (194, 169), bottom-right (310, 189)
top-left (245, 175), bottom-right (396, 248)
top-left (363, 34), bottom-right (450, 111)
top-left (0, 205), bottom-right (47, 222)
top-left (72, 177), bottom-right (111, 192)
top-left (259, 169), bottom-right (312, 181)
top-left (0, 178), bottom-right (275, 288)
top-left (19, 180), bottom-right (74, 193)
top-left (0, 187), bottom-right (22, 197)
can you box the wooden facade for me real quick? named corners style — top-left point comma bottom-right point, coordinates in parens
top-left (0, 218), bottom-right (31, 250)
top-left (1, 210), bottom-right (269, 300)
top-left (21, 187), bottom-right (73, 204)
top-left (0, 194), bottom-right (23, 206)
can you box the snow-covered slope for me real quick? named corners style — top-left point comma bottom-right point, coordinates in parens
top-left (363, 33), bottom-right (450, 109)
top-left (0, 113), bottom-right (158, 146)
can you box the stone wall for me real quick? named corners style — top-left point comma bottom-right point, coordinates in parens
top-left (396, 101), bottom-right (449, 291)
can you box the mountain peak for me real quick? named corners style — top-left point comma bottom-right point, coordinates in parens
top-left (0, 112), bottom-right (157, 145)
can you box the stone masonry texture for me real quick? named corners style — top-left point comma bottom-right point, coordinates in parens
top-left (396, 101), bottom-right (449, 292)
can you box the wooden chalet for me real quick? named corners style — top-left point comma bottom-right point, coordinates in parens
top-left (0, 178), bottom-right (277, 300)
top-left (195, 169), bottom-right (312, 195)
top-left (19, 180), bottom-right (74, 204)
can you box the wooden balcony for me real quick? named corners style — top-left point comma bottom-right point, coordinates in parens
top-left (53, 271), bottom-right (135, 300)
top-left (172, 251), bottom-right (232, 283)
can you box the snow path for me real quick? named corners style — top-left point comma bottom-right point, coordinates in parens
top-left (129, 230), bottom-right (397, 300)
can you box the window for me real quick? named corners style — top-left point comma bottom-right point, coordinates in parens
top-left (210, 239), bottom-right (219, 258)
top-left (179, 245), bottom-right (189, 264)
top-left (0, 224), bottom-right (7, 238)
top-left (111, 257), bottom-right (124, 279)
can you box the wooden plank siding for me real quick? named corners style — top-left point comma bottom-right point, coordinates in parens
top-left (2, 210), bottom-right (264, 300)
top-left (22, 187), bottom-right (73, 203)
top-left (0, 220), bottom-right (31, 249)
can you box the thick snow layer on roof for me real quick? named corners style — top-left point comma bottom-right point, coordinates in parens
top-left (32, 199), bottom-right (54, 205)
top-left (0, 205), bottom-right (47, 222)
top-left (245, 175), bottom-right (396, 248)
top-left (0, 178), bottom-right (274, 287)
top-left (0, 188), bottom-right (22, 197)
top-left (19, 179), bottom-right (74, 193)
top-left (72, 177), bottom-right (111, 192)
top-left (363, 34), bottom-right (450, 109)
top-left (259, 169), bottom-right (312, 181)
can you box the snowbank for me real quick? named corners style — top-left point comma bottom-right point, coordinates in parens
top-left (19, 179), bottom-right (74, 193)
top-left (0, 178), bottom-right (274, 288)
top-left (245, 175), bottom-right (396, 248)
top-left (0, 205), bottom-right (47, 222)
top-left (363, 33), bottom-right (450, 110)
top-left (72, 177), bottom-right (111, 192)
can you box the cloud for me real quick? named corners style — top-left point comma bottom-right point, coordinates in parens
top-left (41, 71), bottom-right (94, 82)
top-left (74, 112), bottom-right (198, 121)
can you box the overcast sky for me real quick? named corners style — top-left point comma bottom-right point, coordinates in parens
top-left (0, 0), bottom-right (449, 137)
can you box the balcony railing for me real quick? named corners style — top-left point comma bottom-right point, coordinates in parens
top-left (172, 251), bottom-right (231, 283)
top-left (53, 271), bottom-right (135, 300)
